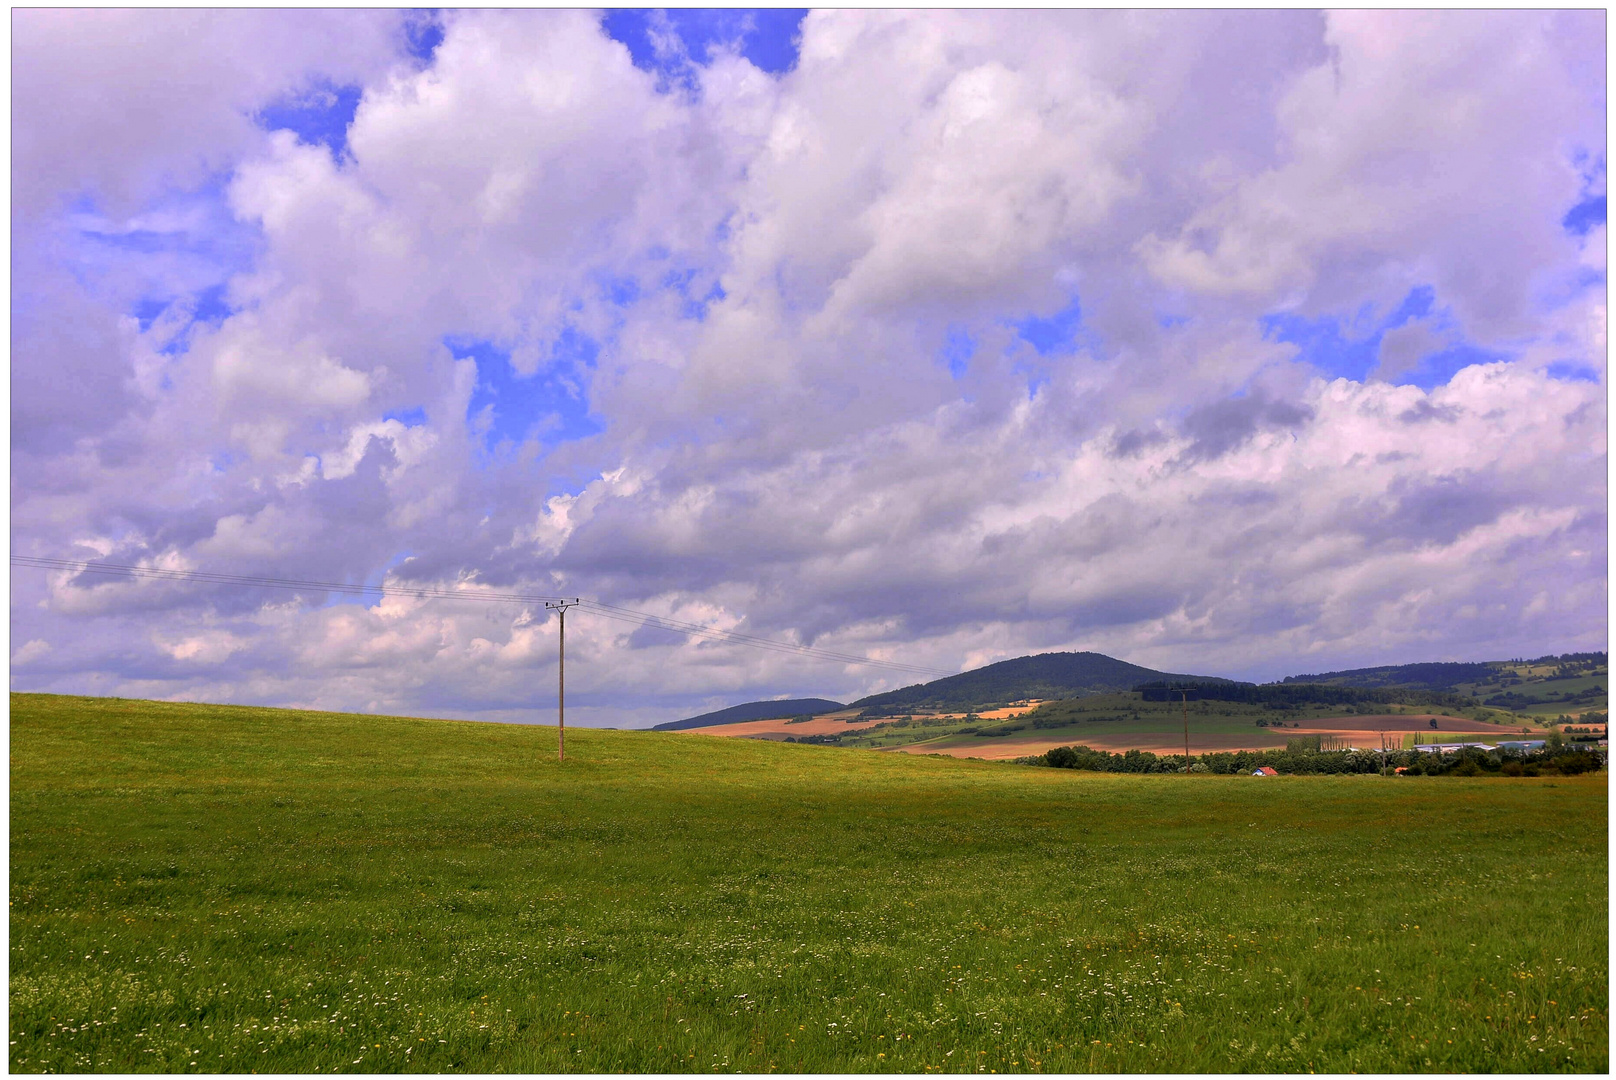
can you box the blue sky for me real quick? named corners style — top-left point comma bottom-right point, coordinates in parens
top-left (602, 8), bottom-right (807, 84)
top-left (257, 82), bottom-right (364, 159)
top-left (1257, 286), bottom-right (1518, 390)
top-left (454, 334), bottom-right (603, 455)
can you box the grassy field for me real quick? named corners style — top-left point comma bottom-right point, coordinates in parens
top-left (10, 692), bottom-right (1608, 1073)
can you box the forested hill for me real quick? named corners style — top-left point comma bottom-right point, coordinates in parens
top-left (1280, 653), bottom-right (1607, 691)
top-left (1280, 661), bottom-right (1497, 690)
top-left (850, 651), bottom-right (1224, 712)
top-left (654, 698), bottom-right (846, 731)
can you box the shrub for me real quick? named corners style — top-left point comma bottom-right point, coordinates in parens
top-left (1550, 753), bottom-right (1602, 776)
top-left (1045, 746), bottom-right (1078, 769)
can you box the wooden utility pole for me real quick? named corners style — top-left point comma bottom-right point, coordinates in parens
top-left (1182, 689), bottom-right (1191, 772)
top-left (545, 599), bottom-right (579, 762)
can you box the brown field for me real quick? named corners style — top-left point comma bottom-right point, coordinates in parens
top-left (681, 701), bottom-right (1047, 740)
top-left (685, 708), bottom-right (876, 739)
top-left (1298, 713), bottom-right (1508, 732)
top-left (958, 702), bottom-right (1048, 720)
top-left (886, 729), bottom-right (1295, 761)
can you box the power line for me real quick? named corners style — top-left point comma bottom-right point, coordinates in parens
top-left (10, 554), bottom-right (571, 606)
top-left (10, 554), bottom-right (955, 678)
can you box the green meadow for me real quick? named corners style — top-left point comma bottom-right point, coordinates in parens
top-left (10, 692), bottom-right (1608, 1073)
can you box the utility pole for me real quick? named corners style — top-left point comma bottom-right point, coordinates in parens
top-left (544, 599), bottom-right (580, 762)
top-left (1182, 689), bottom-right (1191, 773)
top-left (1159, 684), bottom-right (1194, 773)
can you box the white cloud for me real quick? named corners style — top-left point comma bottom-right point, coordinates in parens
top-left (1138, 9), bottom-right (1600, 339)
top-left (9, 10), bottom-right (1605, 727)
top-left (161, 632), bottom-right (247, 665)
top-left (12, 640), bottom-right (53, 666)
top-left (12, 9), bottom-right (405, 218)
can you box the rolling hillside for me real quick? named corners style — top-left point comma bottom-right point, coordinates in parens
top-left (653, 697), bottom-right (846, 731)
top-left (665, 651), bottom-right (1605, 740)
top-left (1281, 660), bottom-right (1500, 690)
top-left (1282, 652), bottom-right (1606, 692)
top-left (849, 651), bottom-right (1225, 712)
top-left (1283, 653), bottom-right (1607, 720)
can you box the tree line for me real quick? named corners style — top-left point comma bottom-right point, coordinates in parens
top-left (1134, 680), bottom-right (1477, 709)
top-left (1030, 742), bottom-right (1603, 777)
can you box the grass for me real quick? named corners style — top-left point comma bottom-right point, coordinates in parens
top-left (10, 692), bottom-right (1608, 1073)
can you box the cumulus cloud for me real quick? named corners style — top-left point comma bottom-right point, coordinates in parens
top-left (10, 10), bottom-right (1606, 727)
top-left (12, 8), bottom-right (405, 218)
top-left (1138, 10), bottom-right (1601, 340)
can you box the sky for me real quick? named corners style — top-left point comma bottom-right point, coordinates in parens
top-left (9, 8), bottom-right (1607, 728)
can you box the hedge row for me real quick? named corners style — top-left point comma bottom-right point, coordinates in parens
top-left (1030, 743), bottom-right (1604, 777)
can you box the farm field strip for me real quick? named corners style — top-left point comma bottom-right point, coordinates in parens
top-left (687, 702), bottom-right (1049, 741)
top-left (916, 716), bottom-right (1528, 756)
top-left (9, 693), bottom-right (1607, 1074)
top-left (685, 714), bottom-right (883, 739)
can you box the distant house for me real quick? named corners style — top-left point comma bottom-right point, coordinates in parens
top-left (1252, 766), bottom-right (1278, 776)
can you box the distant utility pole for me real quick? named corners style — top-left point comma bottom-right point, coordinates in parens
top-left (544, 599), bottom-right (580, 762)
top-left (1161, 685), bottom-right (1194, 773)
top-left (1182, 689), bottom-right (1191, 772)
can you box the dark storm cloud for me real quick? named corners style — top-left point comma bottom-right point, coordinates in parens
top-left (1179, 392), bottom-right (1315, 463)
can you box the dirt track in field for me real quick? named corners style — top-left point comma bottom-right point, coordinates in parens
top-left (1297, 714), bottom-right (1507, 732)
top-left (888, 730), bottom-right (1295, 760)
top-left (677, 702), bottom-right (1047, 741)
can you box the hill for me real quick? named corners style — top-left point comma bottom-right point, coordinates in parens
top-left (653, 697), bottom-right (845, 731)
top-left (1280, 660), bottom-right (1499, 690)
top-left (9, 692), bottom-right (1606, 1074)
top-left (849, 650), bottom-right (1224, 712)
top-left (1280, 654), bottom-right (1608, 720)
top-left (1280, 654), bottom-right (1604, 689)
